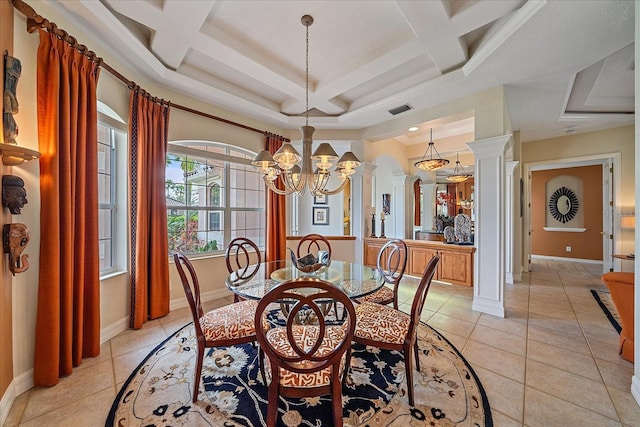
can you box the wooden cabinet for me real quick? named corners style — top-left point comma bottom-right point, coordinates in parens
top-left (438, 247), bottom-right (473, 286)
top-left (364, 240), bottom-right (384, 268)
top-left (364, 238), bottom-right (475, 287)
top-left (408, 246), bottom-right (439, 276)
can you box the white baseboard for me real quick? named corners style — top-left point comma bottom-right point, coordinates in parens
top-left (13, 369), bottom-right (33, 397)
top-left (472, 297), bottom-right (505, 318)
top-left (632, 374), bottom-right (640, 408)
top-left (0, 380), bottom-right (15, 427)
top-left (170, 288), bottom-right (232, 311)
top-left (100, 316), bottom-right (129, 345)
top-left (0, 368), bottom-right (35, 425)
top-left (530, 254), bottom-right (603, 265)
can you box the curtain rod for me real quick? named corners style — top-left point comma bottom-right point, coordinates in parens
top-left (10, 0), bottom-right (290, 142)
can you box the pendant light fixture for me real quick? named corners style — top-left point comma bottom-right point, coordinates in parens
top-left (446, 153), bottom-right (473, 182)
top-left (251, 15), bottom-right (361, 196)
top-left (413, 128), bottom-right (449, 171)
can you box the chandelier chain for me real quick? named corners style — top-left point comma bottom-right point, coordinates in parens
top-left (305, 22), bottom-right (309, 127)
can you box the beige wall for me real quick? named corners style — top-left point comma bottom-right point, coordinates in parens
top-left (531, 165), bottom-right (603, 260)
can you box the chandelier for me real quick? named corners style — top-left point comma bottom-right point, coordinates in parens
top-left (446, 153), bottom-right (473, 183)
top-left (458, 199), bottom-right (474, 210)
top-left (251, 15), bottom-right (361, 196)
top-left (413, 128), bottom-right (450, 171)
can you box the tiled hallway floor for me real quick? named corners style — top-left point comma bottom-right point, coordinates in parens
top-left (4, 259), bottom-right (640, 426)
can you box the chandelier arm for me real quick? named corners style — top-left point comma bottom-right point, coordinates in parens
top-left (310, 171), bottom-right (329, 193)
top-left (283, 170), bottom-right (306, 195)
top-left (315, 177), bottom-right (350, 196)
top-left (264, 177), bottom-right (293, 195)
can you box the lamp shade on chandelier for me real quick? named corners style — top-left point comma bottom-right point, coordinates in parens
top-left (252, 15), bottom-right (361, 196)
top-left (413, 128), bottom-right (449, 171)
top-left (446, 153), bottom-right (473, 183)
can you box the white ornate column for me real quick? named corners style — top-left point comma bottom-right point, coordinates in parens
top-left (355, 163), bottom-right (376, 264)
top-left (468, 134), bottom-right (512, 317)
top-left (422, 183), bottom-right (437, 231)
top-left (506, 161), bottom-right (519, 284)
top-left (392, 174), bottom-right (410, 239)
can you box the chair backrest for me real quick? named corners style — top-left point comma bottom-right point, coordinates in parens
top-left (377, 239), bottom-right (408, 286)
top-left (296, 234), bottom-right (332, 259)
top-left (255, 278), bottom-right (356, 377)
top-left (173, 253), bottom-right (205, 338)
top-left (407, 256), bottom-right (439, 339)
top-left (225, 237), bottom-right (261, 278)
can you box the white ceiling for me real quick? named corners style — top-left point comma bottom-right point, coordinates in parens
top-left (41, 0), bottom-right (634, 152)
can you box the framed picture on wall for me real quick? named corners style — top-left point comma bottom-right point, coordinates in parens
top-left (314, 194), bottom-right (327, 204)
top-left (313, 206), bottom-right (329, 225)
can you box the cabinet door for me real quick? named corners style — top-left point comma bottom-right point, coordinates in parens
top-left (438, 249), bottom-right (472, 286)
top-left (364, 242), bottom-right (384, 268)
top-left (409, 247), bottom-right (439, 277)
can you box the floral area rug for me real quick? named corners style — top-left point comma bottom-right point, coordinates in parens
top-left (107, 320), bottom-right (492, 426)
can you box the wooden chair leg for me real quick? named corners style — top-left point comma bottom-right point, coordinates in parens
top-left (259, 346), bottom-right (267, 385)
top-left (342, 347), bottom-right (352, 384)
top-left (404, 345), bottom-right (415, 407)
top-left (192, 343), bottom-right (205, 403)
top-left (331, 371), bottom-right (344, 427)
top-left (413, 340), bottom-right (421, 371)
top-left (266, 369), bottom-right (279, 427)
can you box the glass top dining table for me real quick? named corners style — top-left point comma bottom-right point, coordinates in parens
top-left (225, 259), bottom-right (385, 301)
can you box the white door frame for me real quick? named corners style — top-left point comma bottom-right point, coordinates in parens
top-left (523, 152), bottom-right (621, 272)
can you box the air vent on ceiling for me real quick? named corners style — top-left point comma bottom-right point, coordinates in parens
top-left (388, 104), bottom-right (412, 116)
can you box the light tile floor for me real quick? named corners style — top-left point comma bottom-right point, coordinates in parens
top-left (4, 259), bottom-right (640, 426)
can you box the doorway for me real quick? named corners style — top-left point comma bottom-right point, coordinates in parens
top-left (524, 153), bottom-right (620, 274)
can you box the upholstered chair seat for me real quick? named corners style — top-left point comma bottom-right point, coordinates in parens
top-left (356, 286), bottom-right (395, 306)
top-left (263, 325), bottom-right (348, 387)
top-left (354, 301), bottom-right (411, 345)
top-left (199, 299), bottom-right (259, 341)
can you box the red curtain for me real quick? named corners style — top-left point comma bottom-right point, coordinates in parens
top-left (129, 90), bottom-right (171, 329)
top-left (413, 179), bottom-right (421, 226)
top-left (34, 31), bottom-right (101, 386)
top-left (265, 135), bottom-right (286, 261)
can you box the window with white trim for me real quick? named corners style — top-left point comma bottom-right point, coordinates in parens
top-left (166, 142), bottom-right (266, 255)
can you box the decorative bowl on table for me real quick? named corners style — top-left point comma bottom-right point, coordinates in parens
top-left (289, 248), bottom-right (330, 274)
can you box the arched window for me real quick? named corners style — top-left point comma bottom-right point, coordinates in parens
top-left (209, 183), bottom-right (221, 207)
top-left (165, 141), bottom-right (266, 255)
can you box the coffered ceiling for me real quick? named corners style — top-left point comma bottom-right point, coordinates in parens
top-left (40, 0), bottom-right (634, 150)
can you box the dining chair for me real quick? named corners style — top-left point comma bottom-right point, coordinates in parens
top-left (296, 233), bottom-right (332, 259)
top-left (356, 239), bottom-right (407, 309)
top-left (347, 255), bottom-right (439, 407)
top-left (174, 252), bottom-right (260, 402)
top-left (225, 237), bottom-right (261, 302)
top-left (254, 278), bottom-right (356, 427)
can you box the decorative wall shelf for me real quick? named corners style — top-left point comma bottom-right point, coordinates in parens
top-left (543, 227), bottom-right (586, 232)
top-left (0, 143), bottom-right (40, 166)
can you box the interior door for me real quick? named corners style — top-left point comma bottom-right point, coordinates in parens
top-left (602, 160), bottom-right (614, 273)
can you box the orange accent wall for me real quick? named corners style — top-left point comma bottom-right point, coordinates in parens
top-left (531, 165), bottom-right (603, 260)
top-left (0, 0), bottom-right (14, 400)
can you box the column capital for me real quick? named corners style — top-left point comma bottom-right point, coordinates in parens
top-left (468, 134), bottom-right (512, 158)
top-left (506, 160), bottom-right (520, 174)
